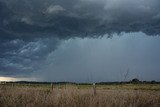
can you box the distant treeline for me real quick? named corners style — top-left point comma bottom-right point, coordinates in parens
top-left (1, 79), bottom-right (160, 85)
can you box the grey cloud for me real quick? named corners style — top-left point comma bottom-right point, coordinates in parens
top-left (0, 0), bottom-right (160, 80)
top-left (34, 33), bottom-right (160, 82)
top-left (45, 5), bottom-right (66, 14)
top-left (0, 38), bottom-right (60, 77)
top-left (0, 0), bottom-right (160, 40)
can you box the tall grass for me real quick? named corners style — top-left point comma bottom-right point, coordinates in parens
top-left (0, 85), bottom-right (159, 107)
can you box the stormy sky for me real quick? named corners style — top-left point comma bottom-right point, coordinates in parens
top-left (0, 0), bottom-right (160, 82)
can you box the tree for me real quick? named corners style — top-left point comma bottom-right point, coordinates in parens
top-left (131, 78), bottom-right (140, 83)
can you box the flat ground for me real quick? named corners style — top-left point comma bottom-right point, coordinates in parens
top-left (0, 83), bottom-right (160, 107)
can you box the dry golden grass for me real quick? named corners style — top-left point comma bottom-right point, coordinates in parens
top-left (0, 84), bottom-right (160, 107)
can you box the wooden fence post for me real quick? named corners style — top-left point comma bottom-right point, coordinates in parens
top-left (51, 83), bottom-right (53, 90)
top-left (93, 83), bottom-right (96, 96)
top-left (12, 83), bottom-right (14, 87)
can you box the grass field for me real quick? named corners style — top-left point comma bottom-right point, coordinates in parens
top-left (0, 83), bottom-right (160, 107)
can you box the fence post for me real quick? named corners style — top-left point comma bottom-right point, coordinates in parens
top-left (12, 83), bottom-right (14, 87)
top-left (51, 83), bottom-right (53, 90)
top-left (93, 83), bottom-right (96, 96)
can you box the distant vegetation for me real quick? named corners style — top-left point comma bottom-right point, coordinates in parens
top-left (1, 78), bottom-right (159, 85)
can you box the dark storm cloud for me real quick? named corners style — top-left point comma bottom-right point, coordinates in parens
top-left (0, 38), bottom-right (60, 77)
top-left (35, 33), bottom-right (160, 82)
top-left (0, 0), bottom-right (160, 40)
top-left (0, 0), bottom-right (160, 79)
